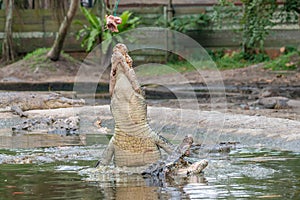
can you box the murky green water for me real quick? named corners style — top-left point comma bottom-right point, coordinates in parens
top-left (0, 144), bottom-right (299, 200)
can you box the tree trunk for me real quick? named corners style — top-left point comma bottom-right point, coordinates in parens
top-left (298, 8), bottom-right (300, 28)
top-left (47, 0), bottom-right (79, 61)
top-left (2, 0), bottom-right (14, 63)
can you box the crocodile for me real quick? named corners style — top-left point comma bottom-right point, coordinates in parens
top-left (0, 92), bottom-right (85, 117)
top-left (96, 43), bottom-right (174, 167)
top-left (96, 43), bottom-right (208, 177)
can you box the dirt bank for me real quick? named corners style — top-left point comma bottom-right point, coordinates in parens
top-left (1, 58), bottom-right (300, 120)
top-left (1, 105), bottom-right (298, 152)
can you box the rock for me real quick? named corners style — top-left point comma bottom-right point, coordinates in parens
top-left (250, 96), bottom-right (290, 109)
top-left (12, 116), bottom-right (80, 135)
top-left (258, 97), bottom-right (290, 109)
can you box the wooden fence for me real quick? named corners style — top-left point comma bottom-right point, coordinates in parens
top-left (0, 3), bottom-right (299, 59)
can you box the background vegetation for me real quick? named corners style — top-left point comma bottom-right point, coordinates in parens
top-left (0, 0), bottom-right (299, 72)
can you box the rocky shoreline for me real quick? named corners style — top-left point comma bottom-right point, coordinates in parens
top-left (1, 105), bottom-right (299, 152)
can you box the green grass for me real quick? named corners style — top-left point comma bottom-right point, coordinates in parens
top-left (135, 60), bottom-right (217, 76)
top-left (136, 51), bottom-right (269, 76)
top-left (210, 48), bottom-right (300, 71)
top-left (22, 47), bottom-right (298, 78)
top-left (214, 54), bottom-right (249, 69)
top-left (136, 50), bottom-right (299, 76)
top-left (264, 51), bottom-right (300, 71)
top-left (0, 149), bottom-right (17, 156)
top-left (135, 62), bottom-right (192, 76)
top-left (210, 50), bottom-right (270, 69)
top-left (24, 48), bottom-right (50, 61)
top-left (23, 48), bottom-right (78, 71)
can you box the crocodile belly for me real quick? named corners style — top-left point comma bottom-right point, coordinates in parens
top-left (113, 132), bottom-right (161, 167)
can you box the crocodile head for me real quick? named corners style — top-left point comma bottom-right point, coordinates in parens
top-left (113, 43), bottom-right (133, 67)
top-left (44, 93), bottom-right (85, 108)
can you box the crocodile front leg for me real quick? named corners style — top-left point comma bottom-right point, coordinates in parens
top-left (95, 137), bottom-right (115, 167)
top-left (148, 130), bottom-right (174, 155)
top-left (11, 106), bottom-right (28, 117)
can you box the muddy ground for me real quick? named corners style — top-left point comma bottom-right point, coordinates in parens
top-left (0, 58), bottom-right (299, 121)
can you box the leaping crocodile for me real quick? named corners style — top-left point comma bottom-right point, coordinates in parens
top-left (96, 43), bottom-right (208, 176)
top-left (0, 92), bottom-right (85, 117)
top-left (96, 43), bottom-right (174, 167)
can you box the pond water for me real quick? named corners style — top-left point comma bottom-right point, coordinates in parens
top-left (0, 140), bottom-right (299, 200)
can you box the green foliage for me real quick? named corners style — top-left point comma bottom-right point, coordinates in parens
top-left (242, 51), bottom-right (270, 62)
top-left (211, 0), bottom-right (241, 29)
top-left (76, 7), bottom-right (140, 52)
top-left (277, 0), bottom-right (299, 23)
top-left (24, 48), bottom-right (50, 61)
top-left (116, 11), bottom-right (140, 32)
top-left (283, 46), bottom-right (298, 54)
top-left (213, 0), bottom-right (300, 57)
top-left (212, 51), bottom-right (249, 69)
top-left (212, 0), bottom-right (277, 56)
top-left (208, 49), bottom-right (270, 69)
top-left (135, 61), bottom-right (196, 76)
top-left (23, 48), bottom-right (77, 70)
top-left (155, 14), bottom-right (210, 33)
top-left (281, 0), bottom-right (300, 14)
top-left (209, 48), bottom-right (300, 71)
top-left (76, 6), bottom-right (102, 52)
top-left (23, 48), bottom-right (53, 70)
top-left (241, 0), bottom-right (277, 52)
top-left (264, 51), bottom-right (300, 71)
top-left (131, 50), bottom-right (300, 73)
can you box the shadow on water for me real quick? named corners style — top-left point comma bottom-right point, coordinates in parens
top-left (0, 142), bottom-right (299, 199)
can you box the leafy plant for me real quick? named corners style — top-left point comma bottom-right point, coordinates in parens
top-left (283, 46), bottom-right (298, 54)
top-left (212, 0), bottom-right (277, 56)
top-left (116, 11), bottom-right (140, 32)
top-left (76, 7), bottom-right (140, 52)
top-left (23, 48), bottom-right (77, 70)
top-left (209, 49), bottom-right (270, 69)
top-left (135, 61), bottom-right (196, 76)
top-left (279, 0), bottom-right (300, 23)
top-left (240, 0), bottom-right (277, 53)
top-left (24, 48), bottom-right (50, 61)
top-left (76, 6), bottom-right (102, 52)
top-left (155, 14), bottom-right (210, 33)
top-left (264, 51), bottom-right (300, 71)
top-left (211, 0), bottom-right (241, 29)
